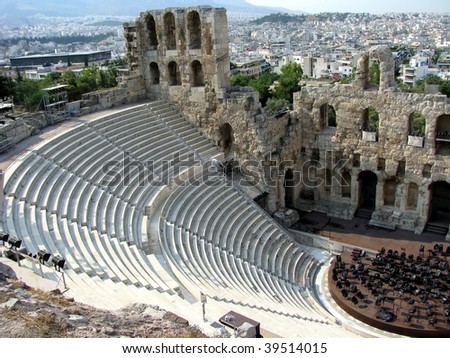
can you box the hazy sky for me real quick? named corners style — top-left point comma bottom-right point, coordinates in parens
top-left (246, 0), bottom-right (450, 13)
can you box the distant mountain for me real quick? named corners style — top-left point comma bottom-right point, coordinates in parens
top-left (0, 0), bottom-right (304, 17)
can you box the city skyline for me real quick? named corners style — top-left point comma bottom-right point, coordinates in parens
top-left (247, 0), bottom-right (450, 14)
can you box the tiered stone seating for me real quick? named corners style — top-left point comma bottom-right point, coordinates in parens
top-left (2, 100), bottom-right (360, 337)
top-left (159, 171), bottom-right (330, 322)
top-left (3, 101), bottom-right (221, 305)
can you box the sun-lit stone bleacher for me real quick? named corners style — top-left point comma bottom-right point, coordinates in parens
top-left (158, 169), bottom-right (333, 322)
top-left (3, 101), bottom-right (219, 298)
top-left (1, 100), bottom-right (362, 337)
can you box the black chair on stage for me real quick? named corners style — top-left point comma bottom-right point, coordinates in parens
top-left (419, 245), bottom-right (425, 255)
top-left (444, 246), bottom-right (450, 257)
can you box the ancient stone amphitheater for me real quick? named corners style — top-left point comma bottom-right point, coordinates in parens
top-left (4, 5), bottom-right (449, 337)
top-left (2, 101), bottom-right (366, 337)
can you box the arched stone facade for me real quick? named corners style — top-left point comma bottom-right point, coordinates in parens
top-left (125, 9), bottom-right (450, 237)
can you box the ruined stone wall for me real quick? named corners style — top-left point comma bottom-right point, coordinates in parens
top-left (125, 9), bottom-right (450, 237)
top-left (80, 73), bottom-right (146, 114)
top-left (129, 6), bottom-right (229, 101)
top-left (0, 113), bottom-right (45, 144)
top-left (291, 77), bottom-right (450, 234)
top-left (125, 6), bottom-right (287, 209)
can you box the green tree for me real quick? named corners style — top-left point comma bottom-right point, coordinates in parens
top-left (264, 97), bottom-right (290, 116)
top-left (368, 62), bottom-right (380, 85)
top-left (396, 79), bottom-right (412, 93)
top-left (41, 72), bottom-right (62, 87)
top-left (412, 78), bottom-right (425, 94)
top-left (99, 64), bottom-right (118, 88)
top-left (249, 72), bottom-right (278, 106)
top-left (0, 74), bottom-right (14, 98)
top-left (273, 63), bottom-right (303, 104)
top-left (14, 78), bottom-right (43, 111)
top-left (411, 112), bottom-right (426, 136)
top-left (339, 74), bottom-right (354, 84)
top-left (60, 71), bottom-right (82, 100)
top-left (439, 81), bottom-right (450, 98)
top-left (424, 74), bottom-right (442, 85)
top-left (367, 107), bottom-right (379, 132)
top-left (432, 49), bottom-right (443, 64)
top-left (76, 66), bottom-right (100, 93)
top-left (230, 73), bottom-right (254, 87)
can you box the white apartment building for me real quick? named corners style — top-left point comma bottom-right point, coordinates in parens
top-left (401, 55), bottom-right (429, 87)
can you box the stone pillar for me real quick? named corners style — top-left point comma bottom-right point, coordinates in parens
top-left (351, 172), bottom-right (359, 207)
top-left (354, 53), bottom-right (369, 90)
top-left (375, 181), bottom-right (384, 211)
top-left (397, 183), bottom-right (407, 211)
top-left (419, 185), bottom-right (431, 227)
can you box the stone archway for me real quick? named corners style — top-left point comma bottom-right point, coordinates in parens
top-left (191, 60), bottom-right (204, 87)
top-left (168, 61), bottom-right (181, 86)
top-left (358, 171), bottom-right (377, 211)
top-left (146, 14), bottom-right (158, 50)
top-left (219, 123), bottom-right (234, 153)
top-left (187, 10), bottom-right (201, 49)
top-left (435, 114), bottom-right (450, 155)
top-left (164, 12), bottom-right (176, 50)
top-left (426, 181), bottom-right (450, 235)
top-left (320, 103), bottom-right (336, 128)
top-left (149, 62), bottom-right (160, 84)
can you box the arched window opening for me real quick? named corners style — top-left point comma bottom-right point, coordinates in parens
top-left (219, 123), bottom-right (234, 152)
top-left (426, 181), bottom-right (450, 235)
top-left (191, 60), bottom-right (204, 87)
top-left (409, 112), bottom-right (426, 137)
top-left (149, 62), bottom-right (160, 85)
top-left (164, 12), bottom-right (176, 50)
top-left (320, 104), bottom-right (336, 128)
top-left (168, 61), bottom-right (181, 86)
top-left (362, 107), bottom-right (380, 132)
top-left (358, 171), bottom-right (377, 211)
top-left (146, 14), bottom-right (158, 50)
top-left (187, 11), bottom-right (201, 50)
top-left (435, 114), bottom-right (450, 155)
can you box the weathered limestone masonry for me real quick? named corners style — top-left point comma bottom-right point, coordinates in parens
top-left (79, 73), bottom-right (147, 114)
top-left (291, 46), bottom-right (450, 237)
top-left (0, 112), bottom-right (46, 152)
top-left (125, 9), bottom-right (450, 236)
top-left (125, 6), bottom-right (303, 213)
